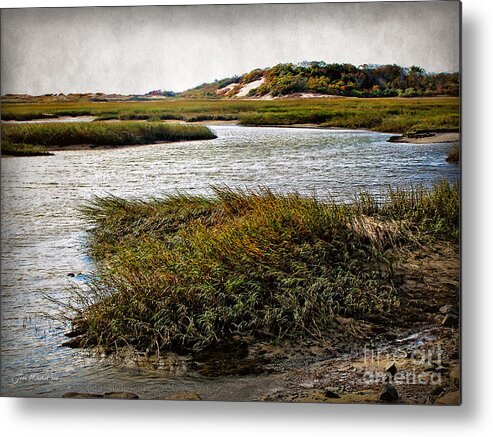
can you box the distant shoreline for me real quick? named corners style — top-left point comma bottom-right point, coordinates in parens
top-left (182, 120), bottom-right (461, 144)
top-left (1, 120), bottom-right (460, 157)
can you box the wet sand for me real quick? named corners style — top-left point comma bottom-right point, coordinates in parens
top-left (388, 132), bottom-right (460, 144)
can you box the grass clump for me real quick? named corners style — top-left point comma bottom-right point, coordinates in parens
top-left (1, 140), bottom-right (53, 156)
top-left (356, 180), bottom-right (460, 240)
top-left (446, 143), bottom-right (460, 164)
top-left (382, 181), bottom-right (459, 239)
top-left (71, 181), bottom-right (459, 354)
top-left (239, 99), bottom-right (459, 133)
top-left (2, 121), bottom-right (216, 148)
top-left (1, 112), bottom-right (55, 121)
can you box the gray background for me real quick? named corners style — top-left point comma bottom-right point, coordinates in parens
top-left (0, 2), bottom-right (460, 95)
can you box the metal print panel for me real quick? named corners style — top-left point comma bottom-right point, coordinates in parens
top-left (0, 1), bottom-right (461, 404)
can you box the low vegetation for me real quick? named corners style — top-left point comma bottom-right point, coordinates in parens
top-left (238, 98), bottom-right (459, 133)
top-left (446, 143), bottom-right (460, 163)
top-left (68, 181), bottom-right (459, 354)
top-left (2, 97), bottom-right (459, 135)
top-left (2, 121), bottom-right (216, 150)
top-left (1, 140), bottom-right (52, 156)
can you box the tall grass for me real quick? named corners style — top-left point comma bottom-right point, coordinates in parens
top-left (70, 181), bottom-right (459, 353)
top-left (2, 97), bottom-right (459, 134)
top-left (355, 180), bottom-right (459, 240)
top-left (1, 140), bottom-right (52, 156)
top-left (239, 101), bottom-right (459, 133)
top-left (2, 121), bottom-right (216, 148)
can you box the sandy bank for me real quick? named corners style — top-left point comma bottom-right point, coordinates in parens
top-left (388, 132), bottom-right (460, 144)
top-left (185, 120), bottom-right (369, 131)
top-left (1, 115), bottom-right (96, 124)
top-left (175, 119), bottom-right (239, 126)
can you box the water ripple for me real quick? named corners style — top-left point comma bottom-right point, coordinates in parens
top-left (0, 125), bottom-right (459, 398)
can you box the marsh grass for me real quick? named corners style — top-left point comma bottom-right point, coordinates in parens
top-left (1, 140), bottom-right (53, 156)
top-left (239, 101), bottom-right (459, 133)
top-left (2, 97), bottom-right (459, 134)
top-left (2, 121), bottom-right (216, 148)
top-left (70, 181), bottom-right (459, 353)
top-left (446, 143), bottom-right (460, 164)
top-left (1, 112), bottom-right (56, 121)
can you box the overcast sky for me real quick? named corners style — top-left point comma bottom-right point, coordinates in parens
top-left (0, 1), bottom-right (460, 95)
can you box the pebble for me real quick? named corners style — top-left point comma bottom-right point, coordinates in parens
top-left (324, 390), bottom-right (341, 399)
top-left (442, 313), bottom-right (459, 328)
top-left (379, 383), bottom-right (399, 402)
top-left (439, 304), bottom-right (459, 316)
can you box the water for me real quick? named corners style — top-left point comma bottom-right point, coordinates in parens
top-left (0, 125), bottom-right (459, 399)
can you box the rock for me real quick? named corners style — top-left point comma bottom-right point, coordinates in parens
top-left (430, 386), bottom-right (445, 396)
top-left (67, 273), bottom-right (75, 278)
top-left (442, 313), bottom-right (459, 328)
top-left (64, 320), bottom-right (88, 338)
top-left (387, 132), bottom-right (434, 143)
top-left (434, 390), bottom-right (461, 405)
top-left (64, 330), bottom-right (84, 338)
top-left (386, 362), bottom-right (398, 376)
top-left (61, 337), bottom-right (84, 348)
top-left (324, 390), bottom-right (341, 399)
top-left (165, 391), bottom-right (202, 401)
top-left (387, 135), bottom-right (404, 143)
top-left (379, 383), bottom-right (399, 402)
top-left (104, 392), bottom-right (139, 400)
top-left (439, 304), bottom-right (459, 316)
top-left (408, 132), bottom-right (434, 139)
top-left (62, 392), bottom-right (104, 399)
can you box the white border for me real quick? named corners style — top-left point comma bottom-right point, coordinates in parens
top-left (2, 0), bottom-right (492, 436)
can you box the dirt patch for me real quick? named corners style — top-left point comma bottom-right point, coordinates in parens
top-left (260, 242), bottom-right (460, 404)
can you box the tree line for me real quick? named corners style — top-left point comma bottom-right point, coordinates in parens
top-left (181, 61), bottom-right (459, 98)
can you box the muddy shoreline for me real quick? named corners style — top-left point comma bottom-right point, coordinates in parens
top-left (387, 131), bottom-right (460, 144)
top-left (63, 241), bottom-right (460, 404)
top-left (44, 140), bottom-right (177, 151)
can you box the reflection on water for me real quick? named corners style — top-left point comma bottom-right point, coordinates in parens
top-left (0, 125), bottom-right (459, 398)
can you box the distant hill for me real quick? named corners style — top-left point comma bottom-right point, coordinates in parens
top-left (1, 62), bottom-right (459, 102)
top-left (179, 62), bottom-right (459, 99)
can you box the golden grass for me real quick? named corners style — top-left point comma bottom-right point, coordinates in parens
top-left (66, 181), bottom-right (459, 353)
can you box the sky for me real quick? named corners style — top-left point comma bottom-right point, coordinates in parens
top-left (0, 1), bottom-right (460, 95)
